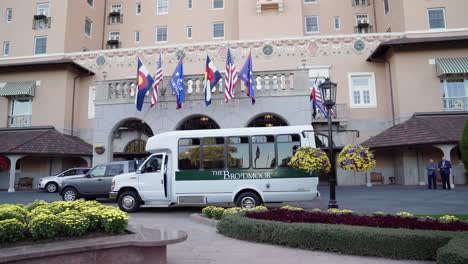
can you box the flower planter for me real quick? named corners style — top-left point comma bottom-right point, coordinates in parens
top-left (0, 225), bottom-right (187, 264)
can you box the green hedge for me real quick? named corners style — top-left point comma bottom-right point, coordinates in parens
top-left (437, 235), bottom-right (468, 264)
top-left (217, 214), bottom-right (462, 261)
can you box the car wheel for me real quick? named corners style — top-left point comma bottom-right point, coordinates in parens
top-left (62, 188), bottom-right (78, 202)
top-left (236, 191), bottom-right (261, 209)
top-left (118, 191), bottom-right (141, 213)
top-left (45, 182), bottom-right (58, 193)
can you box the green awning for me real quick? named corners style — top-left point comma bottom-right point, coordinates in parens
top-left (436, 57), bottom-right (468, 76)
top-left (0, 81), bottom-right (36, 97)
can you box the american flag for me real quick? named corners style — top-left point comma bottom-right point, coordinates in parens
top-left (151, 54), bottom-right (163, 108)
top-left (224, 48), bottom-right (238, 102)
top-left (311, 81), bottom-right (336, 119)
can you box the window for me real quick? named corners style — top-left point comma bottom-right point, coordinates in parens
top-left (277, 135), bottom-right (301, 168)
top-left (34, 36), bottom-right (47, 55)
top-left (428, 8), bottom-right (446, 30)
top-left (87, 0), bottom-right (94, 7)
top-left (202, 137), bottom-right (225, 169)
top-left (157, 0), bottom-right (168, 15)
top-left (36, 3), bottom-right (50, 16)
top-left (9, 97), bottom-right (32, 127)
top-left (212, 22), bottom-right (224, 38)
top-left (228, 137), bottom-right (250, 169)
top-left (156, 26), bottom-right (168, 42)
top-left (213, 0), bottom-right (224, 9)
top-left (355, 14), bottom-right (369, 24)
top-left (84, 17), bottom-right (92, 37)
top-left (179, 138), bottom-right (200, 170)
top-left (136, 2), bottom-right (142, 15)
top-left (305, 16), bottom-right (319, 33)
top-left (106, 164), bottom-right (124, 177)
top-left (334, 17), bottom-right (341, 30)
top-left (88, 165), bottom-right (106, 177)
top-left (6, 8), bottom-right (12, 22)
top-left (187, 0), bottom-right (193, 9)
top-left (304, 0), bottom-right (319, 3)
top-left (110, 4), bottom-right (122, 24)
top-left (3, 41), bottom-right (10, 56)
top-left (440, 79), bottom-right (468, 111)
top-left (353, 0), bottom-right (368, 6)
top-left (384, 0), bottom-right (389, 14)
top-left (111, 3), bottom-right (121, 12)
top-left (63, 169), bottom-right (77, 177)
top-left (186, 26), bottom-right (192, 39)
top-left (135, 31), bottom-right (141, 43)
top-left (348, 73), bottom-right (377, 108)
top-left (109, 31), bottom-right (120, 40)
top-left (142, 155), bottom-right (163, 173)
top-left (252, 135), bottom-right (276, 169)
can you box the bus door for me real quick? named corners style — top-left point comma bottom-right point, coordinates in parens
top-left (137, 153), bottom-right (167, 201)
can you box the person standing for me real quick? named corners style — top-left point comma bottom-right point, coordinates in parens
top-left (426, 159), bottom-right (437, 189)
top-left (438, 156), bottom-right (452, 190)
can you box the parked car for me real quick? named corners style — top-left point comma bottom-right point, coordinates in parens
top-left (38, 167), bottom-right (91, 193)
top-left (60, 160), bottom-right (140, 201)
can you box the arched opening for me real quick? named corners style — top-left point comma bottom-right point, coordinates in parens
top-left (247, 113), bottom-right (288, 127)
top-left (112, 118), bottom-right (153, 161)
top-left (176, 115), bottom-right (220, 130)
top-left (0, 156), bottom-right (11, 190)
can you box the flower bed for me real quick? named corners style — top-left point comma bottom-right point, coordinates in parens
top-left (201, 206), bottom-right (267, 220)
top-left (245, 209), bottom-right (468, 232)
top-left (0, 200), bottom-right (129, 244)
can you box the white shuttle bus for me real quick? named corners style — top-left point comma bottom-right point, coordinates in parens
top-left (110, 125), bottom-right (320, 212)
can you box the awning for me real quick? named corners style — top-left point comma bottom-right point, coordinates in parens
top-left (0, 81), bottom-right (36, 97)
top-left (436, 57), bottom-right (468, 76)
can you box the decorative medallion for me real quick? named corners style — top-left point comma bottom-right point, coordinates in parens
top-left (262, 44), bottom-right (274, 56)
top-left (96, 56), bottom-right (106, 66)
top-left (354, 40), bottom-right (366, 51)
top-left (176, 49), bottom-right (185, 60)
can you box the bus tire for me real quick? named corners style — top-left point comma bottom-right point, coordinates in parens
top-left (236, 191), bottom-right (261, 209)
top-left (118, 191), bottom-right (141, 213)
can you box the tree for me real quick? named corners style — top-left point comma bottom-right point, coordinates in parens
top-left (460, 121), bottom-right (468, 183)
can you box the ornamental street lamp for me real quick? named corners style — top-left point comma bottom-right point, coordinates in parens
top-left (318, 78), bottom-right (339, 209)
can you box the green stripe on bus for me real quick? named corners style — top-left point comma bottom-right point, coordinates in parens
top-left (175, 168), bottom-right (316, 181)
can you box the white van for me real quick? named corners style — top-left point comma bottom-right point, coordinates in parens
top-left (110, 125), bottom-right (320, 212)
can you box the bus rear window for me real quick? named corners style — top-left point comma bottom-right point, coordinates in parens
top-left (179, 138), bottom-right (200, 170)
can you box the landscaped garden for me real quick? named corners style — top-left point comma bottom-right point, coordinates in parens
top-left (0, 200), bottom-right (129, 245)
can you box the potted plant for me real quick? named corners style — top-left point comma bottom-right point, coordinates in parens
top-left (288, 147), bottom-right (331, 174)
top-left (94, 144), bottom-right (105, 155)
top-left (337, 144), bottom-right (376, 172)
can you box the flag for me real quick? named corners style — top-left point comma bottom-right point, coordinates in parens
top-left (204, 55), bottom-right (222, 106)
top-left (224, 48), bottom-right (238, 103)
top-left (240, 51), bottom-right (256, 105)
top-left (170, 59), bottom-right (185, 109)
top-left (151, 54), bottom-right (163, 108)
top-left (311, 79), bottom-right (336, 119)
top-left (136, 57), bottom-right (154, 111)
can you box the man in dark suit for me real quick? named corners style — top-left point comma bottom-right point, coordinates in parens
top-left (438, 156), bottom-right (452, 190)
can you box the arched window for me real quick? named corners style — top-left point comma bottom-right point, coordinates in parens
top-left (125, 140), bottom-right (146, 153)
top-left (177, 115), bottom-right (220, 130)
top-left (247, 113), bottom-right (288, 127)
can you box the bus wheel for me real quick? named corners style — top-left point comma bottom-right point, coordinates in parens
top-left (118, 191), bottom-right (141, 213)
top-left (236, 191), bottom-right (261, 209)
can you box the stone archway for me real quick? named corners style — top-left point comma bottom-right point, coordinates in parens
top-left (111, 118), bottom-right (154, 161)
top-left (176, 115), bottom-right (220, 130)
top-left (246, 113), bottom-right (289, 127)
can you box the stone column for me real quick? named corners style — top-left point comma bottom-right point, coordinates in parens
top-left (7, 155), bottom-right (24, 193)
top-left (366, 172), bottom-right (372, 187)
top-left (82, 156), bottom-right (92, 167)
top-left (434, 144), bottom-right (457, 189)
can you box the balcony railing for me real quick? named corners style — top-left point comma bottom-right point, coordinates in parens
top-left (354, 23), bottom-right (373, 34)
top-left (108, 13), bottom-right (123, 24)
top-left (444, 97), bottom-right (468, 112)
top-left (8, 115), bottom-right (32, 128)
top-left (32, 16), bottom-right (51, 30)
top-left (106, 40), bottom-right (121, 49)
top-left (256, 0), bottom-right (284, 13)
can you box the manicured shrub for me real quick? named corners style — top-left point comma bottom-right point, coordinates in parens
top-left (101, 207), bottom-right (129, 234)
top-left (0, 205), bottom-right (28, 223)
top-left (280, 205), bottom-right (304, 211)
top-left (0, 219), bottom-right (27, 242)
top-left (80, 206), bottom-right (105, 231)
top-left (211, 207), bottom-right (225, 220)
top-left (437, 235), bottom-right (468, 264)
top-left (246, 209), bottom-right (468, 232)
top-left (217, 214), bottom-right (458, 261)
top-left (202, 206), bottom-right (217, 219)
top-left (58, 210), bottom-right (90, 237)
top-left (25, 200), bottom-right (48, 212)
top-left (223, 207), bottom-right (242, 218)
top-left (28, 207), bottom-right (54, 220)
top-left (28, 214), bottom-right (62, 240)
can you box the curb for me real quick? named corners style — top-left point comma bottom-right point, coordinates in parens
top-left (189, 213), bottom-right (219, 227)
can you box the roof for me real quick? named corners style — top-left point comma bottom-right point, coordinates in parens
top-left (362, 112), bottom-right (468, 149)
top-left (368, 35), bottom-right (468, 61)
top-left (0, 59), bottom-right (95, 75)
top-left (436, 57), bottom-right (468, 76)
top-left (0, 81), bottom-right (35, 97)
top-left (0, 127), bottom-right (92, 156)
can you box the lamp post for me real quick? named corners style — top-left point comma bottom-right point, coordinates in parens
top-left (318, 78), bottom-right (339, 209)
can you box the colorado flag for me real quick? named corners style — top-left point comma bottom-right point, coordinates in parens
top-left (136, 58), bottom-right (154, 111)
top-left (204, 55), bottom-right (222, 106)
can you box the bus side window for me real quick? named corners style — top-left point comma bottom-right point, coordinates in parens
top-left (202, 137), bottom-right (225, 169)
top-left (277, 134), bottom-right (301, 168)
top-left (178, 138), bottom-right (200, 170)
top-left (252, 135), bottom-right (276, 169)
top-left (227, 136), bottom-right (250, 169)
